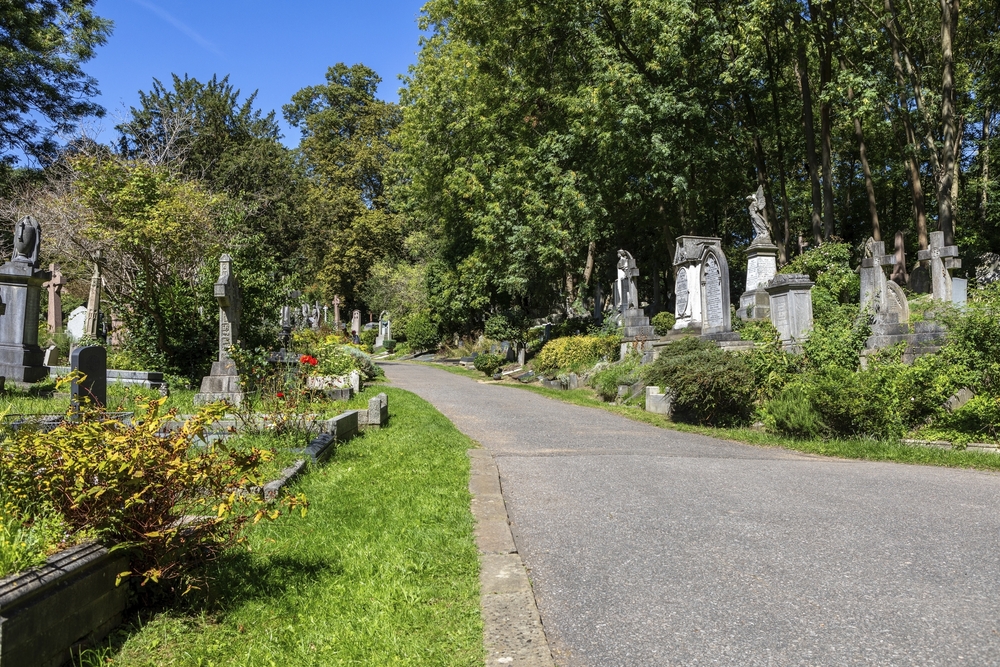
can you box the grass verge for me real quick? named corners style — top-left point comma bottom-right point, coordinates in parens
top-left (417, 361), bottom-right (1000, 472)
top-left (76, 387), bottom-right (483, 667)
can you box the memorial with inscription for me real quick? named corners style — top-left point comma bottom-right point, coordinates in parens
top-left (615, 250), bottom-right (655, 351)
top-left (699, 245), bottom-right (733, 336)
top-left (672, 236), bottom-right (724, 331)
top-left (917, 231), bottom-right (966, 306)
top-left (194, 254), bottom-right (244, 405)
top-left (764, 274), bottom-right (814, 344)
top-left (0, 216), bottom-right (50, 385)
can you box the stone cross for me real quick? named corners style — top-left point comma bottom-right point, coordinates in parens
top-left (333, 296), bottom-right (341, 330)
top-left (917, 231), bottom-right (961, 302)
top-left (84, 252), bottom-right (102, 339)
top-left (213, 254), bottom-right (240, 362)
top-left (43, 263), bottom-right (67, 333)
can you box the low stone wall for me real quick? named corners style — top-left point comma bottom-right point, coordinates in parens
top-left (358, 393), bottom-right (389, 428)
top-left (49, 366), bottom-right (166, 390)
top-left (0, 542), bottom-right (130, 667)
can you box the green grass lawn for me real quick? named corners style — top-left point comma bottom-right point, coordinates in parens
top-left (76, 387), bottom-right (483, 667)
top-left (421, 361), bottom-right (1000, 472)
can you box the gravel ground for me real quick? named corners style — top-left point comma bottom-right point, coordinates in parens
top-left (384, 362), bottom-right (1000, 667)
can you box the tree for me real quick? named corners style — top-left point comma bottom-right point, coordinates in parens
top-left (284, 63), bottom-right (403, 303)
top-left (0, 0), bottom-right (111, 164)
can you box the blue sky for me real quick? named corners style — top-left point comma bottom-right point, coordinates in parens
top-left (86, 0), bottom-right (427, 145)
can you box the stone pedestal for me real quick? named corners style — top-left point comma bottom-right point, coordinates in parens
top-left (738, 241), bottom-right (778, 321)
top-left (194, 359), bottom-right (244, 406)
top-left (765, 274), bottom-right (814, 343)
top-left (0, 261), bottom-right (49, 385)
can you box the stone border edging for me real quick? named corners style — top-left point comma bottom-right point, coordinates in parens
top-left (468, 448), bottom-right (555, 667)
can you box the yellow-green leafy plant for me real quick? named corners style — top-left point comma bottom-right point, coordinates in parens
top-left (0, 396), bottom-right (307, 592)
top-left (534, 335), bottom-right (621, 373)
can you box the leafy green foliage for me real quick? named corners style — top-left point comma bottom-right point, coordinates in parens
top-left (406, 313), bottom-right (440, 353)
top-left (589, 354), bottom-right (643, 402)
top-left (534, 335), bottom-right (620, 373)
top-left (360, 328), bottom-right (378, 351)
top-left (763, 383), bottom-right (827, 439)
top-left (485, 310), bottom-right (528, 343)
top-left (0, 504), bottom-right (77, 578)
top-left (473, 353), bottom-right (506, 376)
top-left (651, 312), bottom-right (676, 336)
top-left (643, 337), bottom-right (755, 426)
top-left (0, 398), bottom-right (305, 591)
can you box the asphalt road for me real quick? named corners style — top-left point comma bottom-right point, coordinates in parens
top-left (384, 362), bottom-right (1000, 666)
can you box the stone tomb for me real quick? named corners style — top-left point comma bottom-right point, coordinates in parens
top-left (672, 236), bottom-right (721, 331)
top-left (917, 231), bottom-right (966, 306)
top-left (764, 274), bottom-right (814, 344)
top-left (0, 216), bottom-right (50, 384)
top-left (71, 345), bottom-right (107, 408)
top-left (737, 239), bottom-right (779, 321)
top-left (194, 254), bottom-right (244, 406)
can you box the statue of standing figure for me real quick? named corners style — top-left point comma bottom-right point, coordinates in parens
top-left (747, 185), bottom-right (771, 244)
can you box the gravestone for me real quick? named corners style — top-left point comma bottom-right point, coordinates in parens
top-left (616, 250), bottom-right (655, 346)
top-left (672, 236), bottom-right (722, 331)
top-left (84, 252), bottom-right (102, 339)
top-left (71, 345), bottom-right (107, 408)
top-left (333, 295), bottom-right (342, 330)
top-left (66, 306), bottom-right (87, 342)
top-left (699, 246), bottom-right (732, 336)
top-left (375, 311), bottom-right (391, 347)
top-left (917, 231), bottom-right (962, 304)
top-left (738, 186), bottom-right (778, 321)
top-left (860, 238), bottom-right (911, 340)
top-left (42, 263), bottom-right (67, 333)
top-left (194, 254), bottom-right (244, 406)
top-left (351, 309), bottom-right (362, 337)
top-left (0, 216), bottom-right (50, 384)
top-left (765, 274), bottom-right (814, 343)
top-left (43, 345), bottom-right (60, 367)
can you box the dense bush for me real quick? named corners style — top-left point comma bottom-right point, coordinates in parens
top-left (485, 310), bottom-right (528, 342)
top-left (406, 312), bottom-right (440, 352)
top-left (643, 337), bottom-right (755, 426)
top-left (763, 383), bottom-right (826, 438)
top-left (383, 339), bottom-right (397, 353)
top-left (651, 311), bottom-right (676, 336)
top-left (473, 353), bottom-right (506, 376)
top-left (534, 335), bottom-right (621, 373)
top-left (0, 398), bottom-right (305, 591)
top-left (589, 354), bottom-right (643, 402)
top-left (360, 328), bottom-right (378, 351)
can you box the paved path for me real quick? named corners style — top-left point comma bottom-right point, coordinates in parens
top-left (384, 363), bottom-right (1000, 666)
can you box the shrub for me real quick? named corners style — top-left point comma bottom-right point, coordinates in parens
top-left (642, 337), bottom-right (755, 426)
top-left (763, 383), bottom-right (826, 438)
top-left (360, 328), bottom-right (378, 351)
top-left (485, 311), bottom-right (527, 343)
top-left (534, 335), bottom-right (621, 373)
top-left (651, 311), bottom-right (676, 336)
top-left (406, 312), bottom-right (440, 352)
top-left (0, 398), bottom-right (306, 591)
top-left (589, 354), bottom-right (643, 402)
top-left (473, 353), bottom-right (506, 377)
top-left (383, 339), bottom-right (397, 353)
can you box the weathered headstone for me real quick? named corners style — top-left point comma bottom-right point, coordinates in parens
top-left (917, 231), bottom-right (962, 303)
top-left (860, 238), bottom-right (911, 336)
top-left (42, 263), bottom-right (67, 333)
top-left (375, 311), bottom-right (391, 347)
top-left (351, 309), bottom-right (361, 337)
top-left (84, 252), bottom-right (102, 339)
top-left (194, 254), bottom-right (244, 406)
top-left (43, 345), bottom-right (60, 367)
top-left (672, 236), bottom-right (722, 331)
top-left (615, 250), bottom-right (654, 348)
top-left (738, 186), bottom-right (778, 321)
top-left (765, 274), bottom-right (814, 343)
top-left (333, 295), bottom-right (341, 330)
top-left (645, 386), bottom-right (675, 417)
top-left (700, 246), bottom-right (732, 336)
top-left (0, 216), bottom-right (50, 384)
top-left (66, 306), bottom-right (87, 342)
top-left (71, 345), bottom-right (107, 408)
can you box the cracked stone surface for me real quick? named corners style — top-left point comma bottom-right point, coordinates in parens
top-left (386, 362), bottom-right (1000, 667)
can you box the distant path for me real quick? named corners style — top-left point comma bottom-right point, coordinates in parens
top-left (384, 362), bottom-right (1000, 666)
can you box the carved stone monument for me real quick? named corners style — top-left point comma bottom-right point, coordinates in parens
top-left (194, 254), bottom-right (244, 406)
top-left (738, 186), bottom-right (779, 321)
top-left (615, 251), bottom-right (654, 346)
top-left (672, 236), bottom-right (722, 330)
top-left (765, 274), bottom-right (814, 344)
top-left (351, 309), bottom-right (362, 336)
top-left (917, 231), bottom-right (964, 305)
top-left (42, 263), bottom-right (67, 333)
top-left (375, 311), bottom-right (391, 347)
top-left (84, 252), bottom-right (102, 339)
top-left (333, 295), bottom-right (342, 330)
top-left (0, 216), bottom-right (50, 384)
top-left (700, 245), bottom-right (733, 336)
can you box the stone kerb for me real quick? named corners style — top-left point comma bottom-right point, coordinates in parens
top-left (0, 542), bottom-right (130, 667)
top-left (358, 392), bottom-right (389, 428)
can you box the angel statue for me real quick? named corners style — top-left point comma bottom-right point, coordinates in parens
top-left (746, 185), bottom-right (771, 244)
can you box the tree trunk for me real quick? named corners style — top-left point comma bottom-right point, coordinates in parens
top-left (937, 0), bottom-right (960, 246)
top-left (846, 79), bottom-right (881, 241)
top-left (764, 31), bottom-right (791, 263)
top-left (982, 108), bottom-right (992, 225)
top-left (794, 15), bottom-right (824, 246)
top-left (582, 240), bottom-right (596, 286)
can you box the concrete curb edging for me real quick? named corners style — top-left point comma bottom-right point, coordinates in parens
top-left (468, 448), bottom-right (555, 667)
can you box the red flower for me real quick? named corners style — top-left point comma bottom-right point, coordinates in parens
top-left (276, 392), bottom-right (285, 398)
top-left (299, 354), bottom-right (319, 366)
